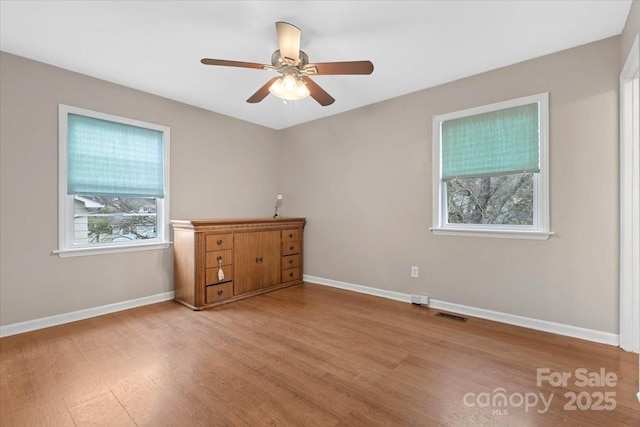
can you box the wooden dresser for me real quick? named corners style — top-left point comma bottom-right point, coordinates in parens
top-left (170, 218), bottom-right (306, 310)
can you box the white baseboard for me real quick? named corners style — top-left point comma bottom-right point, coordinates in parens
top-left (0, 291), bottom-right (175, 338)
top-left (304, 275), bottom-right (412, 304)
top-left (427, 299), bottom-right (619, 346)
top-left (3, 277), bottom-right (621, 348)
top-left (637, 391), bottom-right (640, 404)
top-left (304, 275), bottom-right (619, 347)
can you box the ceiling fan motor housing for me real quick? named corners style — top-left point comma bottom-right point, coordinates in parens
top-left (271, 49), bottom-right (310, 69)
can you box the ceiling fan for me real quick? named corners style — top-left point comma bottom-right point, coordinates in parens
top-left (200, 22), bottom-right (374, 106)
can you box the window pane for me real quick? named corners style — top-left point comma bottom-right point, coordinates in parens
top-left (446, 173), bottom-right (533, 225)
top-left (73, 195), bottom-right (157, 244)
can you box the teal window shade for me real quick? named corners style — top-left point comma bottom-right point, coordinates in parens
top-left (441, 103), bottom-right (540, 180)
top-left (67, 113), bottom-right (164, 198)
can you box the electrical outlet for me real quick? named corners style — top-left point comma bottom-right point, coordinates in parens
top-left (411, 266), bottom-right (419, 278)
top-left (411, 294), bottom-right (430, 306)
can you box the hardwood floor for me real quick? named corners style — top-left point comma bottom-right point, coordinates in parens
top-left (1, 283), bottom-right (638, 426)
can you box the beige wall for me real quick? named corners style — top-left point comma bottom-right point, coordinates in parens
top-left (0, 52), bottom-right (279, 325)
top-left (278, 37), bottom-right (621, 334)
top-left (621, 0), bottom-right (639, 67)
top-left (0, 34), bottom-right (626, 335)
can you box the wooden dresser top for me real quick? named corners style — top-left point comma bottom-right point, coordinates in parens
top-left (170, 218), bottom-right (306, 232)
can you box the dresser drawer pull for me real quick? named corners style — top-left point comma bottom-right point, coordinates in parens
top-left (256, 256), bottom-right (263, 263)
top-left (216, 255), bottom-right (222, 261)
top-left (289, 233), bottom-right (293, 238)
top-left (216, 239), bottom-right (223, 246)
top-left (289, 272), bottom-right (294, 278)
top-left (217, 289), bottom-right (224, 296)
top-left (289, 245), bottom-right (294, 250)
top-left (288, 259), bottom-right (293, 265)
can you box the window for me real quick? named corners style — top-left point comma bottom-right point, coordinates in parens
top-left (431, 93), bottom-right (551, 239)
top-left (57, 105), bottom-right (170, 257)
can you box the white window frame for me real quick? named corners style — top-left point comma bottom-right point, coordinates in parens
top-left (431, 92), bottom-right (552, 240)
top-left (56, 105), bottom-right (171, 257)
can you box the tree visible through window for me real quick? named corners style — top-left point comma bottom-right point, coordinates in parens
top-left (79, 196), bottom-right (157, 243)
top-left (447, 173), bottom-right (533, 225)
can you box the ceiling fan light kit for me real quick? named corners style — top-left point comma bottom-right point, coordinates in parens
top-left (269, 74), bottom-right (310, 101)
top-left (201, 22), bottom-right (374, 106)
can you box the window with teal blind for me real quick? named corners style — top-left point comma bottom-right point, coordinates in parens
top-left (58, 105), bottom-right (170, 256)
top-left (431, 93), bottom-right (551, 240)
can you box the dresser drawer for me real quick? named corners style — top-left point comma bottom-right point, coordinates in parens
top-left (281, 254), bottom-right (301, 269)
top-left (282, 267), bottom-right (301, 283)
top-left (206, 234), bottom-right (233, 251)
top-left (282, 240), bottom-right (300, 256)
top-left (205, 265), bottom-right (233, 285)
top-left (206, 249), bottom-right (233, 268)
top-left (206, 282), bottom-right (233, 304)
top-left (282, 229), bottom-right (300, 242)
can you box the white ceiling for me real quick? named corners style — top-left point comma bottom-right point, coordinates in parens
top-left (0, 1), bottom-right (632, 130)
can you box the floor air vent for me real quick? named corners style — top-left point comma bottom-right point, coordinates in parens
top-left (435, 312), bottom-right (468, 322)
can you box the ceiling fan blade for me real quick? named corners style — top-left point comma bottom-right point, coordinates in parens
top-left (301, 76), bottom-right (335, 106)
top-left (201, 58), bottom-right (267, 70)
top-left (247, 77), bottom-right (280, 103)
top-left (305, 60), bottom-right (374, 75)
top-left (276, 21), bottom-right (301, 65)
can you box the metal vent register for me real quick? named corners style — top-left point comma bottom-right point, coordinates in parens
top-left (435, 312), bottom-right (468, 322)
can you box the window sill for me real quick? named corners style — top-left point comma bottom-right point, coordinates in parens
top-left (430, 227), bottom-right (553, 240)
top-left (54, 241), bottom-right (172, 258)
